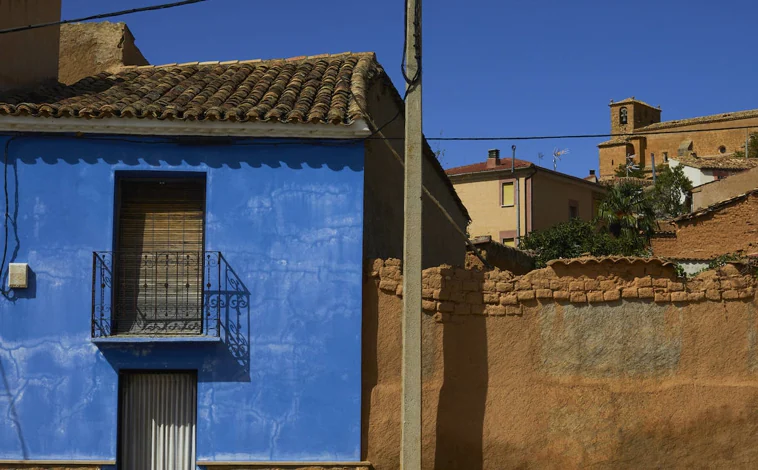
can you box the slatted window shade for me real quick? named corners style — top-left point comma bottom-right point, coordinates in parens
top-left (115, 179), bottom-right (205, 335)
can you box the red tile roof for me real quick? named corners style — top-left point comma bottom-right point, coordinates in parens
top-left (0, 53), bottom-right (378, 125)
top-left (445, 158), bottom-right (533, 176)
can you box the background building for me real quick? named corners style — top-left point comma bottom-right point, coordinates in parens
top-left (446, 149), bottom-right (605, 246)
top-left (598, 97), bottom-right (758, 179)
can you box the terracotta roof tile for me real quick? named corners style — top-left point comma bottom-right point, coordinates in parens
top-left (638, 108), bottom-right (758, 131)
top-left (445, 158), bottom-right (533, 176)
top-left (674, 155), bottom-right (758, 170)
top-left (0, 53), bottom-right (380, 126)
top-left (547, 256), bottom-right (674, 267)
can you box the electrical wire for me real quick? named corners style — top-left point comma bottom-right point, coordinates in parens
top-left (0, 0), bottom-right (209, 35)
top-left (0, 137), bottom-right (17, 298)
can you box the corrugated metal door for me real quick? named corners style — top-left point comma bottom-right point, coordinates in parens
top-left (119, 372), bottom-right (197, 470)
top-left (115, 178), bottom-right (205, 335)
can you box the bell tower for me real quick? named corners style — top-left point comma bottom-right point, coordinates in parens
top-left (609, 97), bottom-right (662, 135)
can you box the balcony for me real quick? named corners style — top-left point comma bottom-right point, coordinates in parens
top-left (92, 251), bottom-right (222, 340)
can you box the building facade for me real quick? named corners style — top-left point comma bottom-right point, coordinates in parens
top-left (691, 166), bottom-right (758, 211)
top-left (598, 97), bottom-right (758, 179)
top-left (446, 150), bottom-right (605, 246)
top-left (651, 190), bottom-right (758, 273)
top-left (0, 7), bottom-right (469, 466)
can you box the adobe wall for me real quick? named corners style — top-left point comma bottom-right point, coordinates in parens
top-left (363, 258), bottom-right (758, 469)
top-left (692, 166), bottom-right (758, 210)
top-left (651, 193), bottom-right (758, 261)
top-left (58, 22), bottom-right (148, 85)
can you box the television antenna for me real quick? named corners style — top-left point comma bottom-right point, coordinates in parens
top-left (552, 148), bottom-right (569, 171)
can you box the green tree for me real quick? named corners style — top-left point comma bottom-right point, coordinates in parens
top-left (731, 133), bottom-right (758, 159)
top-left (597, 181), bottom-right (657, 247)
top-left (519, 219), bottom-right (640, 268)
top-left (650, 164), bottom-right (693, 218)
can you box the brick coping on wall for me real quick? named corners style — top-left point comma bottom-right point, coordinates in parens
top-left (368, 258), bottom-right (756, 321)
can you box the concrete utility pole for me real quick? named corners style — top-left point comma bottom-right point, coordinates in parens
top-left (401, 0), bottom-right (422, 467)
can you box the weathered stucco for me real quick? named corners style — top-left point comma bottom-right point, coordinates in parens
top-left (58, 22), bottom-right (149, 85)
top-left (0, 0), bottom-right (61, 91)
top-left (363, 258), bottom-right (758, 469)
top-left (0, 134), bottom-right (364, 463)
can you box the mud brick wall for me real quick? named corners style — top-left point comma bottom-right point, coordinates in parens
top-left (363, 257), bottom-right (758, 469)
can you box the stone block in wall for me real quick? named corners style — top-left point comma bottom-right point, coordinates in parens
top-left (688, 291), bottom-right (705, 302)
top-left (533, 279), bottom-right (551, 290)
top-left (483, 280), bottom-right (495, 291)
top-left (445, 279), bottom-right (462, 295)
top-left (638, 288), bottom-right (654, 299)
top-left (449, 290), bottom-right (466, 303)
top-left (553, 291), bottom-right (570, 301)
top-left (438, 301), bottom-right (455, 312)
top-left (535, 289), bottom-right (552, 299)
top-left (654, 292), bottom-right (671, 302)
top-left (380, 266), bottom-right (402, 281)
top-left (739, 288), bottom-right (755, 299)
top-left (635, 277), bottom-right (653, 288)
top-left (425, 275), bottom-right (442, 289)
top-left (569, 281), bottom-right (584, 292)
top-left (517, 290), bottom-right (535, 301)
top-left (422, 300), bottom-right (436, 312)
top-left (370, 258), bottom-right (384, 276)
top-left (600, 280), bottom-right (616, 290)
top-left (485, 304), bottom-right (506, 316)
top-left (396, 284), bottom-right (403, 296)
top-left (379, 280), bottom-right (398, 293)
top-left (587, 291), bottom-right (604, 303)
top-left (454, 267), bottom-right (471, 280)
top-left (584, 280), bottom-right (600, 291)
top-left (671, 291), bottom-right (688, 302)
top-left (432, 289), bottom-right (448, 301)
top-left (466, 292), bottom-right (484, 305)
top-left (385, 258), bottom-right (402, 267)
top-left (669, 282), bottom-right (684, 292)
top-left (621, 287), bottom-right (638, 299)
top-left (470, 303), bottom-right (486, 314)
top-left (516, 280), bottom-right (532, 291)
top-left (496, 282), bottom-right (514, 293)
top-left (706, 289), bottom-right (721, 301)
top-left (654, 278), bottom-right (668, 288)
top-left (484, 293), bottom-right (500, 304)
top-left (500, 294), bottom-right (518, 305)
top-left (454, 303), bottom-right (471, 315)
top-left (422, 288), bottom-right (435, 299)
top-left (505, 305), bottom-right (522, 316)
top-left (462, 280), bottom-right (480, 292)
top-left (604, 290), bottom-right (621, 301)
top-left (722, 290), bottom-right (740, 300)
top-left (570, 292), bottom-right (587, 303)
top-left (550, 280), bottom-right (568, 291)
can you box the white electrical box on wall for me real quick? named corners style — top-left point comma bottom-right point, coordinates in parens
top-left (8, 263), bottom-right (28, 289)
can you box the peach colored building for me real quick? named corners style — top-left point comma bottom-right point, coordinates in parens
top-left (446, 150), bottom-right (605, 246)
top-left (598, 98), bottom-right (758, 180)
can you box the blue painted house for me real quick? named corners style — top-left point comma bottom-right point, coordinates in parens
top-left (0, 11), bottom-right (468, 470)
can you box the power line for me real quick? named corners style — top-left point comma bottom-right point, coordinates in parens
top-left (399, 124), bottom-right (758, 142)
top-left (0, 0), bottom-right (209, 35)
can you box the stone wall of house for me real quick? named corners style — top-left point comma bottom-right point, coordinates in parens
top-left (652, 192), bottom-right (758, 261)
top-left (363, 257), bottom-right (758, 469)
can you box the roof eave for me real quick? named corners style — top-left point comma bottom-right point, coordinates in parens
top-left (0, 115), bottom-right (371, 139)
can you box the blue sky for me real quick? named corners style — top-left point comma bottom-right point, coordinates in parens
top-left (63, 0), bottom-right (758, 178)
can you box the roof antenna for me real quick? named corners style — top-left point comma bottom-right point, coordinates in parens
top-left (511, 145), bottom-right (516, 173)
top-left (537, 152), bottom-right (544, 167)
top-left (553, 148), bottom-right (569, 171)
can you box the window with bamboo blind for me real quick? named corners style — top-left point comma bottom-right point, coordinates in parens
top-left (114, 177), bottom-right (206, 335)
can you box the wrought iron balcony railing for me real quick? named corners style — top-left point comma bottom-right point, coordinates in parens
top-left (92, 251), bottom-right (222, 338)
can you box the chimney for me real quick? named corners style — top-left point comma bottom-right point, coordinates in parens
top-left (589, 170), bottom-right (596, 176)
top-left (486, 149), bottom-right (500, 169)
top-left (585, 169), bottom-right (598, 183)
top-left (0, 0), bottom-right (62, 92)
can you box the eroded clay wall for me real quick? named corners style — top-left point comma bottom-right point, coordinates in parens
top-left (363, 258), bottom-right (758, 469)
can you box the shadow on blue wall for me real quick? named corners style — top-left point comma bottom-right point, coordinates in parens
top-left (0, 151), bottom-right (21, 303)
top-left (17, 136), bottom-right (363, 173)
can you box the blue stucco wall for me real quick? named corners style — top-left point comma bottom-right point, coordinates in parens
top-left (0, 134), bottom-right (364, 462)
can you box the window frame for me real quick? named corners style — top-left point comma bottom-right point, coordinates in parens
top-left (500, 180), bottom-right (516, 208)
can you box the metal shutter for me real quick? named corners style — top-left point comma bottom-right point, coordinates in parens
top-left (119, 372), bottom-right (197, 470)
top-left (115, 179), bottom-right (205, 335)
